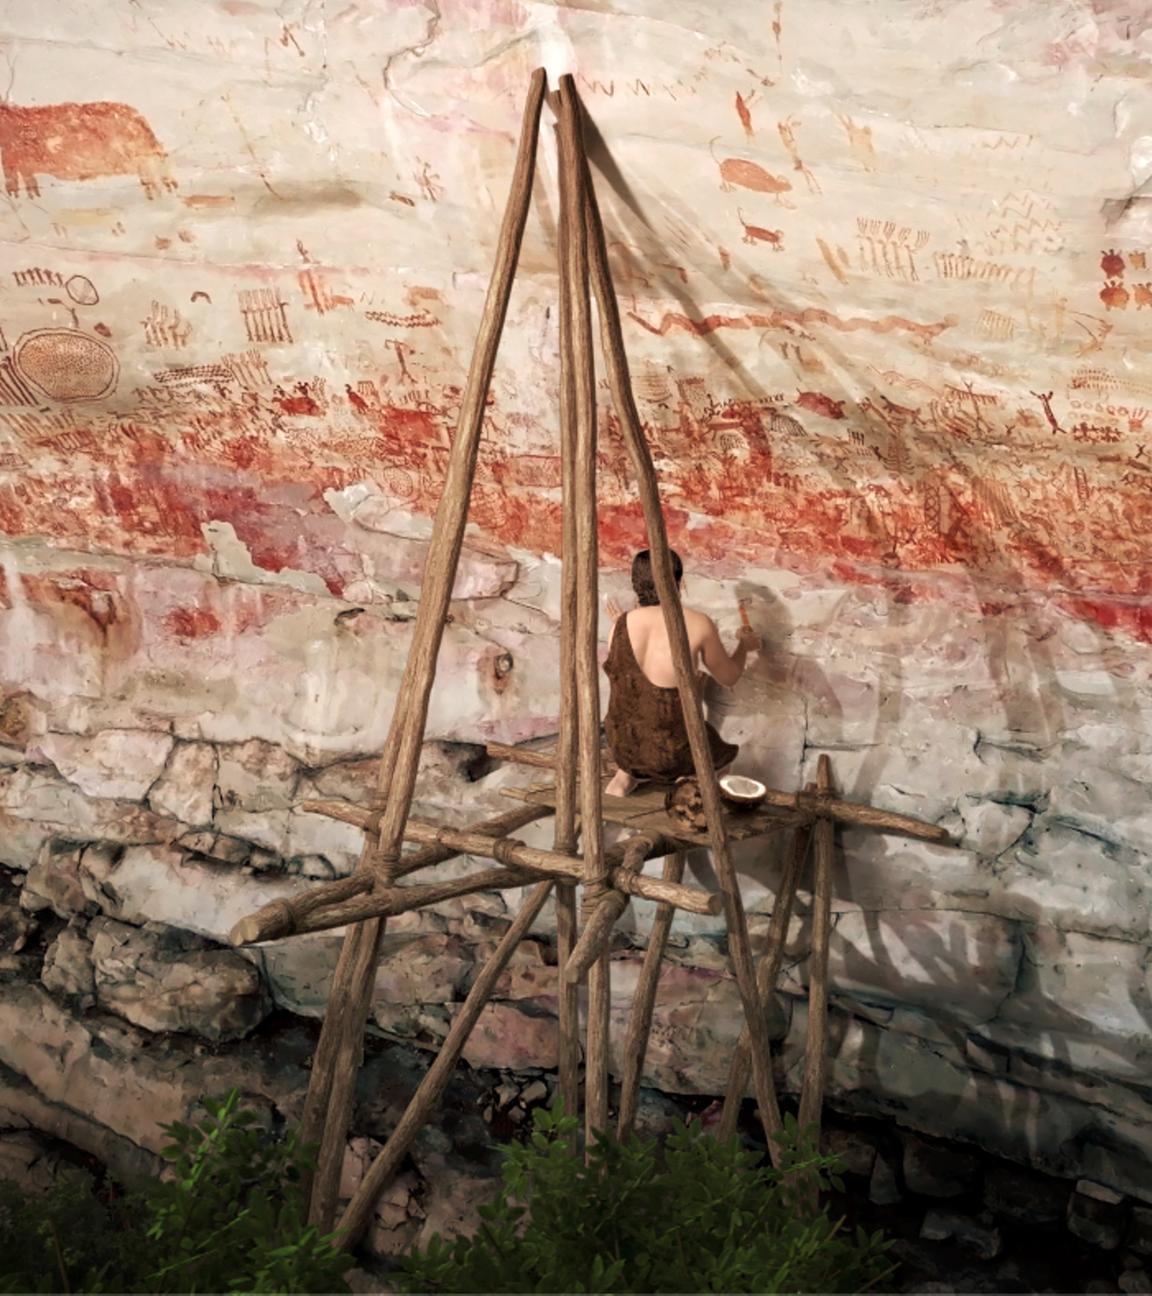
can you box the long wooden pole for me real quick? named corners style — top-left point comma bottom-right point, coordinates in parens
top-left (304, 69), bottom-right (547, 1228)
top-left (616, 850), bottom-right (685, 1140)
top-left (230, 805), bottom-right (553, 946)
top-left (301, 804), bottom-right (720, 914)
top-left (553, 117), bottom-right (583, 1125)
top-left (797, 755), bottom-right (835, 1145)
top-left (487, 745), bottom-right (949, 844)
top-left (574, 81), bottom-right (783, 1163)
top-left (367, 67), bottom-right (546, 880)
top-left (335, 880), bottom-right (556, 1250)
top-left (304, 920), bottom-right (386, 1227)
top-left (486, 740), bottom-right (616, 773)
top-left (556, 75), bottom-right (610, 1148)
top-left (718, 800), bottom-right (813, 1141)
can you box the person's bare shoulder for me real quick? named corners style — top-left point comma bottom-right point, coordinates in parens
top-left (682, 606), bottom-right (716, 628)
top-left (682, 607), bottom-right (719, 646)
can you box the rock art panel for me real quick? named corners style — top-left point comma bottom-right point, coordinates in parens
top-left (13, 330), bottom-right (119, 402)
top-left (0, 101), bottom-right (176, 199)
top-left (1, 0), bottom-right (1152, 1208)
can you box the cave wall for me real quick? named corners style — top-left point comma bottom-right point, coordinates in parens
top-left (3, 0), bottom-right (1152, 1205)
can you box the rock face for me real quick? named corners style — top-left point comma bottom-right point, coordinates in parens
top-left (2, 0), bottom-right (1152, 1243)
top-left (88, 918), bottom-right (270, 1041)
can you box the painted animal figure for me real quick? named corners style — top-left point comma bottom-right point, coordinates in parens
top-left (0, 101), bottom-right (176, 199)
top-left (719, 157), bottom-right (792, 199)
top-left (738, 209), bottom-right (783, 248)
top-left (711, 139), bottom-right (793, 203)
top-left (796, 390), bottom-right (846, 419)
top-left (1100, 279), bottom-right (1129, 311)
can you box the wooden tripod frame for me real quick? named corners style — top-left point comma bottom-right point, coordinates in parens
top-left (229, 69), bottom-right (951, 1251)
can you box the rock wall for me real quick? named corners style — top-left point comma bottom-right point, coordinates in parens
top-left (3, 0), bottom-right (1152, 1213)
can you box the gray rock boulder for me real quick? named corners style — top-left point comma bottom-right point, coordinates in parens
top-left (89, 917), bottom-right (270, 1041)
top-left (41, 925), bottom-right (96, 1006)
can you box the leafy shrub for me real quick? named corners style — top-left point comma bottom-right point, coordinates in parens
top-left (398, 1105), bottom-right (897, 1293)
top-left (399, 1104), bottom-right (896, 1296)
top-left (0, 1088), bottom-right (350, 1294)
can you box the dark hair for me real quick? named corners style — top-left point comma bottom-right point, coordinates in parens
top-left (631, 549), bottom-right (683, 606)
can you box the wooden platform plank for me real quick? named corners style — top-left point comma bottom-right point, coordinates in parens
top-left (502, 780), bottom-right (810, 846)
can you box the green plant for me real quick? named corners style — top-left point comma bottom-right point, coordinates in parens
top-left (398, 1105), bottom-right (897, 1294)
top-left (0, 1088), bottom-right (351, 1294)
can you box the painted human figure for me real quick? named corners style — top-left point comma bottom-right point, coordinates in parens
top-left (602, 549), bottom-right (760, 798)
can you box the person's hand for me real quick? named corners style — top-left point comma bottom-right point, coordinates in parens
top-left (737, 624), bottom-right (762, 654)
top-left (606, 596), bottom-right (628, 622)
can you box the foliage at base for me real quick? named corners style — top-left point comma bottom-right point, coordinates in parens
top-left (398, 1106), bottom-right (897, 1294)
top-left (0, 1089), bottom-right (350, 1294)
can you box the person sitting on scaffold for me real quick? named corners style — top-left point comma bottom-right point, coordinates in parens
top-left (603, 549), bottom-right (760, 798)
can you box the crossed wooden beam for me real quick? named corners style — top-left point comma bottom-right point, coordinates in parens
top-left (228, 70), bottom-right (952, 1251)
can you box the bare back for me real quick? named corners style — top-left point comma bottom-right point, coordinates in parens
top-left (620, 604), bottom-right (717, 688)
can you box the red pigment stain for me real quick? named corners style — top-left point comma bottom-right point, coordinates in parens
top-left (1059, 596), bottom-right (1152, 643)
top-left (8, 376), bottom-right (1152, 646)
top-left (20, 570), bottom-right (122, 631)
top-left (164, 607), bottom-right (221, 639)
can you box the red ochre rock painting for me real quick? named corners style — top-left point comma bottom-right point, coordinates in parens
top-left (711, 141), bottom-right (792, 201)
top-left (3, 362), bottom-right (1151, 644)
top-left (65, 275), bottom-right (99, 306)
top-left (164, 606), bottom-right (222, 640)
top-left (0, 101), bottom-right (176, 200)
top-left (1100, 279), bottom-right (1129, 310)
top-left (796, 390), bottom-right (846, 419)
top-left (13, 329), bottom-right (119, 402)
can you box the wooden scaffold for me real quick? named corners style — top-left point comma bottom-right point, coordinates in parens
top-left (229, 70), bottom-right (952, 1250)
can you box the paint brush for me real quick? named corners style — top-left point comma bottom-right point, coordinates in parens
top-left (738, 599), bottom-right (752, 629)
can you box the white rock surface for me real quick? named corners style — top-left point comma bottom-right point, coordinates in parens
top-left (38, 730), bottom-right (174, 801)
top-left (148, 742), bottom-right (217, 826)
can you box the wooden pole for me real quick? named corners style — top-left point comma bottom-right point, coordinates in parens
top-left (563, 833), bottom-right (660, 984)
top-left (574, 78), bottom-right (784, 1164)
top-left (486, 745), bottom-right (947, 843)
top-left (304, 68), bottom-right (547, 1228)
top-left (304, 919), bottom-right (386, 1227)
top-left (301, 804), bottom-right (719, 914)
top-left (230, 805), bottom-right (553, 946)
top-left (797, 756), bottom-right (835, 1153)
top-left (556, 75), bottom-right (610, 1147)
top-left (718, 798), bottom-right (814, 1142)
top-left (239, 865), bottom-right (546, 941)
top-left (486, 740), bottom-right (615, 772)
top-left (335, 880), bottom-right (555, 1250)
top-left (616, 849), bottom-right (686, 1141)
top-left (553, 115), bottom-right (583, 1124)
top-left (367, 67), bottom-right (546, 879)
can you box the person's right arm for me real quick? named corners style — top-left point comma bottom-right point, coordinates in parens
top-left (699, 617), bottom-right (760, 687)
